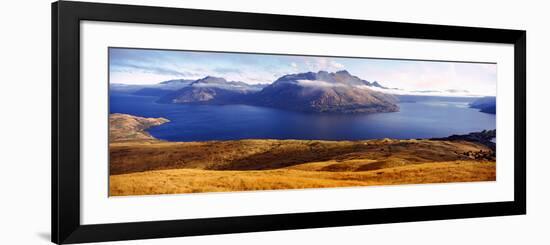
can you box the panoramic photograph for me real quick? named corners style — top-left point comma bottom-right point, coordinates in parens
top-left (108, 47), bottom-right (497, 196)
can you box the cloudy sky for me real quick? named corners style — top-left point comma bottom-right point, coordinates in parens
top-left (109, 47), bottom-right (497, 96)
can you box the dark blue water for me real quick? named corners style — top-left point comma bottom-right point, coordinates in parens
top-left (110, 94), bottom-right (496, 142)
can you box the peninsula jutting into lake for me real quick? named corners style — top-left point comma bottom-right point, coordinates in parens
top-left (108, 47), bottom-right (496, 196)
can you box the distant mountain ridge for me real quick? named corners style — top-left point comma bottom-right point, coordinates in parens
top-left (253, 70), bottom-right (399, 113)
top-left (469, 96), bottom-right (496, 114)
top-left (111, 79), bottom-right (194, 96)
top-left (159, 79), bottom-right (195, 85)
top-left (112, 70), bottom-right (400, 114)
top-left (158, 76), bottom-right (263, 104)
top-left (187, 76), bottom-right (264, 91)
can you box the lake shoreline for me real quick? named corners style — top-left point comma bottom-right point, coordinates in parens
top-left (108, 113), bottom-right (496, 196)
top-left (110, 112), bottom-right (496, 146)
top-left (110, 94), bottom-right (496, 142)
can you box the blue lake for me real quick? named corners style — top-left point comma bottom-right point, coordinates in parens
top-left (110, 94), bottom-right (496, 142)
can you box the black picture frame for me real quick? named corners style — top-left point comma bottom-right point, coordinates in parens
top-left (52, 1), bottom-right (526, 244)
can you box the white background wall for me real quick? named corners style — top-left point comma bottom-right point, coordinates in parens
top-left (0, 0), bottom-right (547, 244)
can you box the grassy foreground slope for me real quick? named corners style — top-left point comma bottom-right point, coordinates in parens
top-left (110, 161), bottom-right (495, 196)
top-left (109, 113), bottom-right (496, 196)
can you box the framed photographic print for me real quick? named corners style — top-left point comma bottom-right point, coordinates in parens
top-left (52, 1), bottom-right (526, 244)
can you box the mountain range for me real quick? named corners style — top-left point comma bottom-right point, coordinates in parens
top-left (157, 76), bottom-right (263, 104)
top-left (469, 96), bottom-right (496, 114)
top-left (112, 70), bottom-right (401, 114)
top-left (251, 70), bottom-right (398, 113)
top-left (110, 79), bottom-right (195, 96)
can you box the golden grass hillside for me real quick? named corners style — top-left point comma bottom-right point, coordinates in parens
top-left (110, 161), bottom-right (495, 196)
top-left (110, 138), bottom-right (494, 174)
top-left (108, 113), bottom-right (496, 196)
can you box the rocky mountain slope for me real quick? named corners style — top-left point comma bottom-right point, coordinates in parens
top-left (112, 71), bottom-right (399, 114)
top-left (253, 70), bottom-right (399, 113)
top-left (158, 76), bottom-right (263, 104)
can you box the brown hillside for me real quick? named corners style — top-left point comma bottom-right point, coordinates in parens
top-left (108, 113), bottom-right (496, 196)
top-left (110, 161), bottom-right (496, 196)
top-left (109, 113), bottom-right (169, 142)
top-left (110, 138), bottom-right (493, 175)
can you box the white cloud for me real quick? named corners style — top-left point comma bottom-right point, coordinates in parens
top-left (331, 61), bottom-right (345, 69)
top-left (364, 85), bottom-right (484, 97)
top-left (296, 79), bottom-right (347, 88)
top-left (351, 62), bottom-right (496, 96)
top-left (110, 48), bottom-right (496, 96)
top-left (109, 71), bottom-right (181, 85)
top-left (304, 57), bottom-right (346, 72)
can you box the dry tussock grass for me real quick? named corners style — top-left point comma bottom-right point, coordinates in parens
top-left (110, 139), bottom-right (492, 174)
top-left (108, 114), bottom-right (497, 196)
top-left (110, 161), bottom-right (495, 196)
